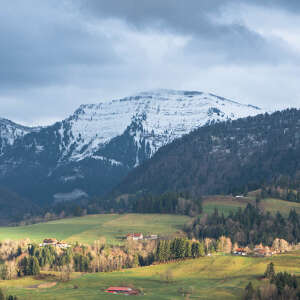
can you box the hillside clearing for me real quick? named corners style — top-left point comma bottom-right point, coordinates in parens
top-left (203, 196), bottom-right (300, 216)
top-left (0, 214), bottom-right (190, 245)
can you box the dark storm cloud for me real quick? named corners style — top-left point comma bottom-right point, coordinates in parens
top-left (0, 0), bottom-right (300, 125)
top-left (0, 1), bottom-right (119, 89)
top-left (80, 0), bottom-right (300, 23)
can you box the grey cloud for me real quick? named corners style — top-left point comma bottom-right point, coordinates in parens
top-left (79, 0), bottom-right (298, 64)
top-left (0, 1), bottom-right (120, 90)
top-left (251, 0), bottom-right (300, 13)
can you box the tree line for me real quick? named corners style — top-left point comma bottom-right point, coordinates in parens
top-left (185, 204), bottom-right (300, 246)
top-left (87, 192), bottom-right (203, 217)
top-left (259, 185), bottom-right (300, 204)
top-left (244, 262), bottom-right (300, 299)
top-left (0, 234), bottom-right (234, 282)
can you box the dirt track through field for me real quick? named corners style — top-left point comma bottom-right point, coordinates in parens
top-left (27, 282), bottom-right (57, 289)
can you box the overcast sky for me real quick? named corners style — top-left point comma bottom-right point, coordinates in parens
top-left (1, 0), bottom-right (300, 126)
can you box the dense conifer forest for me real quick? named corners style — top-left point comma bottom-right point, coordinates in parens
top-left (114, 109), bottom-right (300, 198)
top-left (185, 204), bottom-right (300, 246)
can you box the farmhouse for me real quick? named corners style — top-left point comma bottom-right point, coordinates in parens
top-left (253, 245), bottom-right (272, 257)
top-left (39, 238), bottom-right (70, 249)
top-left (126, 233), bottom-right (143, 241)
top-left (145, 234), bottom-right (159, 240)
top-left (41, 238), bottom-right (58, 246)
top-left (233, 248), bottom-right (247, 256)
top-left (105, 287), bottom-right (139, 295)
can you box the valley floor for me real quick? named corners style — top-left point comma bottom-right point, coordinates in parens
top-left (1, 251), bottom-right (300, 300)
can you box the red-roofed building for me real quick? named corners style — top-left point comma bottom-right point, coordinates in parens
top-left (126, 233), bottom-right (143, 241)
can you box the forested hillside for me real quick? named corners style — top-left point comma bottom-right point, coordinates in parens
top-left (114, 109), bottom-right (300, 197)
top-left (185, 204), bottom-right (300, 246)
top-left (0, 188), bottom-right (36, 224)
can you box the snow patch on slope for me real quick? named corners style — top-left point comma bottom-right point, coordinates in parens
top-left (0, 118), bottom-right (40, 155)
top-left (55, 89), bottom-right (263, 165)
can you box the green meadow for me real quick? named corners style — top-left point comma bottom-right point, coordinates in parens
top-left (0, 214), bottom-right (190, 245)
top-left (260, 197), bottom-right (300, 215)
top-left (1, 196), bottom-right (300, 246)
top-left (202, 196), bottom-right (251, 216)
top-left (1, 199), bottom-right (300, 299)
top-left (1, 251), bottom-right (300, 300)
top-left (203, 196), bottom-right (300, 216)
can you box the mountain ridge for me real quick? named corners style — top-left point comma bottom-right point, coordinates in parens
top-left (0, 89), bottom-right (263, 204)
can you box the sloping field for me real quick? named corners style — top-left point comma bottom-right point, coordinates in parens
top-left (260, 198), bottom-right (300, 216)
top-left (0, 214), bottom-right (190, 245)
top-left (203, 195), bottom-right (300, 216)
top-left (202, 195), bottom-right (253, 216)
top-left (1, 251), bottom-right (300, 300)
top-left (0, 196), bottom-right (299, 246)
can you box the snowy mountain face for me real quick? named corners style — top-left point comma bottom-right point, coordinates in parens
top-left (56, 90), bottom-right (262, 165)
top-left (0, 118), bottom-right (39, 156)
top-left (0, 90), bottom-right (264, 204)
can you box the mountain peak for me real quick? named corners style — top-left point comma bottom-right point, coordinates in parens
top-left (58, 89), bottom-right (264, 163)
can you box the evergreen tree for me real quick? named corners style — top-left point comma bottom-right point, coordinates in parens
top-left (171, 238), bottom-right (185, 259)
top-left (163, 240), bottom-right (171, 262)
top-left (31, 257), bottom-right (40, 276)
top-left (191, 242), bottom-right (200, 258)
top-left (184, 241), bottom-right (192, 258)
top-left (264, 262), bottom-right (275, 280)
top-left (244, 282), bottom-right (254, 300)
top-left (199, 241), bottom-right (205, 257)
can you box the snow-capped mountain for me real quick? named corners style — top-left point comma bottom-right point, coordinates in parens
top-left (0, 90), bottom-right (264, 204)
top-left (55, 89), bottom-right (262, 165)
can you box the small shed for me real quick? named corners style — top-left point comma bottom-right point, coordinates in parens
top-left (105, 287), bottom-right (139, 295)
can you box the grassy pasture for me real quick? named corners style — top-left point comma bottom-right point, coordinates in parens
top-left (1, 196), bottom-right (300, 245)
top-left (202, 195), bottom-right (300, 216)
top-left (0, 214), bottom-right (190, 245)
top-left (260, 198), bottom-right (300, 215)
top-left (0, 195), bottom-right (299, 246)
top-left (202, 195), bottom-right (253, 216)
top-left (1, 251), bottom-right (300, 300)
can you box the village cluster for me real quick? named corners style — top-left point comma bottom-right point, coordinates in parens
top-left (233, 240), bottom-right (291, 257)
top-left (38, 234), bottom-right (158, 249)
top-left (39, 236), bottom-right (289, 259)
